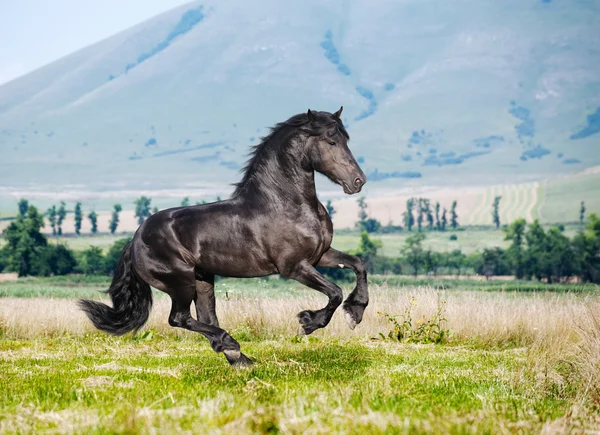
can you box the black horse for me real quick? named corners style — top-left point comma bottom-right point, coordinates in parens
top-left (79, 107), bottom-right (368, 366)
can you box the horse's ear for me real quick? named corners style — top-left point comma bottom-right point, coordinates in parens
top-left (333, 106), bottom-right (343, 119)
top-left (307, 109), bottom-right (316, 122)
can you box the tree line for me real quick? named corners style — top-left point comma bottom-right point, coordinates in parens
top-left (0, 203), bottom-right (131, 276)
top-left (322, 215), bottom-right (600, 284)
top-left (12, 196), bottom-right (225, 237)
top-left (3, 201), bottom-right (598, 284)
top-left (342, 196), bottom-right (460, 233)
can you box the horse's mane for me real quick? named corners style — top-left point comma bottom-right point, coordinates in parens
top-left (232, 111), bottom-right (349, 197)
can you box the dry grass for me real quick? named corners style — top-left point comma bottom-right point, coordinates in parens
top-left (1, 285), bottom-right (597, 345)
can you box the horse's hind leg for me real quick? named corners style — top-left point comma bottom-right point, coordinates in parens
top-left (194, 273), bottom-right (219, 327)
top-left (168, 285), bottom-right (252, 366)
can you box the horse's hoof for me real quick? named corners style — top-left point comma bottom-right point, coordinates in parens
top-left (344, 310), bottom-right (357, 330)
top-left (297, 310), bottom-right (319, 335)
top-left (224, 350), bottom-right (253, 367)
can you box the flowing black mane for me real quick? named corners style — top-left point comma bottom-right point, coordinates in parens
top-left (232, 111), bottom-right (349, 197)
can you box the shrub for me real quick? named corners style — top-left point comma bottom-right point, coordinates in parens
top-left (379, 294), bottom-right (449, 344)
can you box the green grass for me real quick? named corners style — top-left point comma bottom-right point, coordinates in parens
top-left (0, 334), bottom-right (578, 434)
top-left (1, 276), bottom-right (596, 300)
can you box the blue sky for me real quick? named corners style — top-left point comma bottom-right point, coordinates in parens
top-left (0, 0), bottom-right (191, 85)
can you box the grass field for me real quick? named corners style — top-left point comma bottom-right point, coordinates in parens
top-left (1, 278), bottom-right (599, 433)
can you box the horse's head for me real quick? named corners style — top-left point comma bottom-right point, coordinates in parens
top-left (305, 107), bottom-right (367, 195)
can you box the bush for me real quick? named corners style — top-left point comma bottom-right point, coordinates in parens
top-left (104, 238), bottom-right (132, 275)
top-left (449, 234), bottom-right (458, 241)
top-left (79, 246), bottom-right (105, 275)
top-left (0, 248), bottom-right (7, 273)
top-left (46, 244), bottom-right (77, 275)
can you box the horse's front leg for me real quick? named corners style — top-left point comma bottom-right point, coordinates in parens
top-left (317, 248), bottom-right (368, 330)
top-left (281, 260), bottom-right (343, 335)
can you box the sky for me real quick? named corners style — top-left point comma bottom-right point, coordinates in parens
top-left (0, 0), bottom-right (191, 85)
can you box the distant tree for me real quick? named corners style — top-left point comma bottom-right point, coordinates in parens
top-left (181, 197), bottom-right (190, 207)
top-left (104, 238), bottom-right (132, 275)
top-left (17, 199), bottom-right (29, 217)
top-left (580, 201), bottom-right (586, 226)
top-left (357, 197), bottom-right (368, 227)
top-left (571, 213), bottom-right (600, 283)
top-left (88, 211), bottom-right (98, 234)
top-left (46, 244), bottom-right (77, 276)
top-left (326, 200), bottom-right (336, 218)
top-left (355, 197), bottom-right (380, 233)
top-left (402, 232), bottom-right (426, 276)
top-left (109, 204), bottom-right (122, 235)
top-left (476, 247), bottom-right (511, 279)
top-left (450, 201), bottom-right (458, 229)
top-left (74, 202), bottom-right (83, 235)
top-left (504, 218), bottom-right (527, 279)
top-left (2, 205), bottom-right (48, 276)
top-left (416, 198), bottom-right (424, 232)
top-left (423, 250), bottom-right (442, 276)
top-left (46, 205), bottom-right (57, 236)
top-left (424, 199), bottom-right (434, 230)
top-left (492, 196), bottom-right (502, 229)
top-left (216, 196), bottom-right (222, 202)
top-left (134, 196), bottom-right (152, 225)
top-left (441, 208), bottom-right (448, 231)
top-left (355, 231), bottom-right (381, 274)
top-left (435, 202), bottom-right (441, 231)
top-left (524, 220), bottom-right (547, 281)
top-left (446, 249), bottom-right (467, 277)
top-left (80, 246), bottom-right (104, 275)
top-left (403, 198), bottom-right (415, 231)
top-left (56, 201), bottom-right (66, 236)
top-left (546, 226), bottom-right (576, 282)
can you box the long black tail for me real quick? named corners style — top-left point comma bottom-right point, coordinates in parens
top-left (78, 241), bottom-right (152, 335)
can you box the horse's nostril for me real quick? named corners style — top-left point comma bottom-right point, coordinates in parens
top-left (354, 177), bottom-right (362, 187)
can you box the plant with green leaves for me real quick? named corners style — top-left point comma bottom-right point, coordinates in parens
top-left (580, 201), bottom-right (586, 226)
top-left (181, 197), bottom-right (190, 207)
top-left (379, 294), bottom-right (449, 344)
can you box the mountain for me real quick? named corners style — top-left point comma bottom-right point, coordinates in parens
top-left (1, 0), bottom-right (599, 196)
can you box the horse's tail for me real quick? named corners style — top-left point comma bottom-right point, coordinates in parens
top-left (78, 241), bottom-right (152, 335)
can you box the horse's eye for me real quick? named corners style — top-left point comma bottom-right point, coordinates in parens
top-left (328, 140), bottom-right (336, 146)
